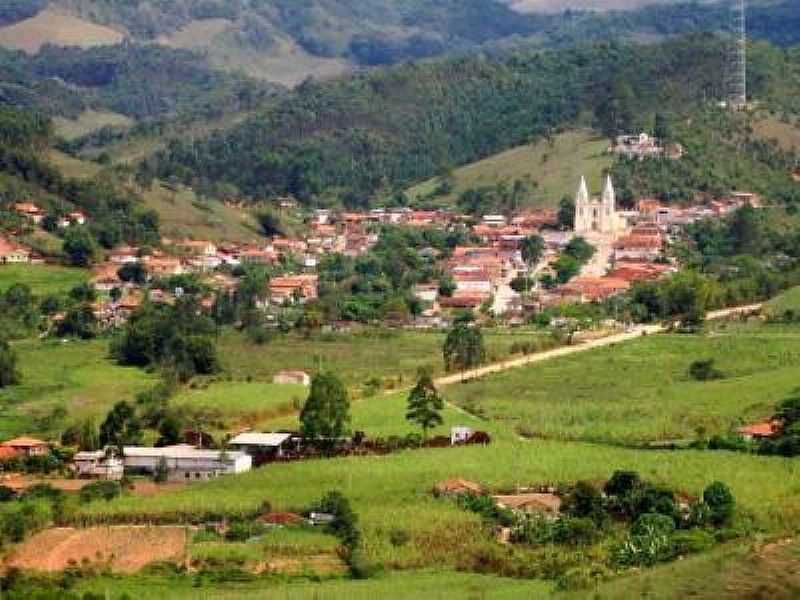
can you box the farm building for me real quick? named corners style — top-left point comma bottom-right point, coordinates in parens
top-left (123, 445), bottom-right (251, 482)
top-left (73, 451), bottom-right (124, 480)
top-left (273, 371), bottom-right (311, 386)
top-left (228, 432), bottom-right (297, 465)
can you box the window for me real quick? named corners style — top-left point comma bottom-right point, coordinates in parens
top-left (195, 473), bottom-right (201, 479)
top-left (184, 472), bottom-right (190, 479)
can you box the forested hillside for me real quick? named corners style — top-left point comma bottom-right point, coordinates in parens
top-left (140, 35), bottom-right (800, 207)
top-left (1, 0), bottom-right (800, 75)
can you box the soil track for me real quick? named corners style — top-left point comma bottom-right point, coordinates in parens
top-left (6, 526), bottom-right (186, 573)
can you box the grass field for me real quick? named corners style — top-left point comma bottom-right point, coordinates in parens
top-left (445, 322), bottom-right (800, 444)
top-left (752, 117), bottom-right (800, 153)
top-left (0, 9), bottom-right (123, 54)
top-left (0, 339), bottom-right (155, 438)
top-left (140, 182), bottom-right (261, 243)
top-left (406, 130), bottom-right (612, 208)
top-left (172, 382), bottom-right (307, 432)
top-left (53, 111), bottom-right (133, 141)
top-left (46, 150), bottom-right (102, 180)
top-left (218, 328), bottom-right (556, 393)
top-left (0, 263), bottom-right (87, 296)
top-left (764, 285), bottom-right (800, 318)
top-left (77, 570), bottom-right (552, 599)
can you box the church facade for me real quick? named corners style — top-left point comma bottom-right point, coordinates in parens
top-left (574, 175), bottom-right (622, 235)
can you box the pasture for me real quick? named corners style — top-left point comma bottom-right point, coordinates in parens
top-left (218, 328), bottom-right (556, 392)
top-left (445, 322), bottom-right (800, 444)
top-left (0, 9), bottom-right (123, 54)
top-left (53, 111), bottom-right (133, 141)
top-left (0, 339), bottom-right (155, 438)
top-left (406, 130), bottom-right (612, 208)
top-left (0, 264), bottom-right (87, 296)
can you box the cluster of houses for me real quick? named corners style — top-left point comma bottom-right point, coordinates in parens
top-left (608, 132), bottom-right (684, 161)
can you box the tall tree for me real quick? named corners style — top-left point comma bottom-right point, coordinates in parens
top-left (520, 234), bottom-right (546, 270)
top-left (406, 368), bottom-right (444, 440)
top-left (0, 338), bottom-right (20, 388)
top-left (300, 373), bottom-right (351, 449)
top-left (99, 401), bottom-right (143, 449)
top-left (443, 320), bottom-right (486, 373)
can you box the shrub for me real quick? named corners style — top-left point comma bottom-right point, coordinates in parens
top-left (553, 517), bottom-right (601, 547)
top-left (389, 528), bottom-right (411, 547)
top-left (79, 481), bottom-right (121, 504)
top-left (224, 520), bottom-right (267, 542)
top-left (703, 482), bottom-right (735, 526)
top-left (672, 529), bottom-right (715, 555)
top-left (562, 481), bottom-right (605, 524)
top-left (632, 513), bottom-right (675, 537)
top-left (688, 359), bottom-right (724, 381)
top-left (604, 470), bottom-right (641, 497)
top-left (612, 529), bottom-right (675, 567)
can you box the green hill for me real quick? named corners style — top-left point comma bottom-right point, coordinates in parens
top-left (407, 130), bottom-right (612, 208)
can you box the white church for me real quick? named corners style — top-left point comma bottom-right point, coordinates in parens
top-left (574, 175), bottom-right (623, 235)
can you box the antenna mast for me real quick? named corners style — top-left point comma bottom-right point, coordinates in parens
top-left (727, 0), bottom-right (747, 109)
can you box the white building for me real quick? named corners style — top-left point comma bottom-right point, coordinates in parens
top-left (228, 432), bottom-right (296, 461)
top-left (73, 450), bottom-right (124, 480)
top-left (123, 445), bottom-right (251, 482)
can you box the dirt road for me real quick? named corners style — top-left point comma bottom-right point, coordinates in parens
top-left (434, 303), bottom-right (762, 387)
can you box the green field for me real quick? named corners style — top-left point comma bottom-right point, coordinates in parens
top-left (764, 285), bottom-right (800, 318)
top-left (0, 264), bottom-right (87, 296)
top-left (406, 130), bottom-right (612, 208)
top-left (445, 322), bottom-right (800, 444)
top-left (0, 339), bottom-right (155, 439)
top-left (218, 328), bottom-right (556, 393)
top-left (77, 570), bottom-right (552, 599)
top-left (172, 382), bottom-right (307, 432)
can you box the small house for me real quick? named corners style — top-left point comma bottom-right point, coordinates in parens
top-left (2, 437), bottom-right (49, 457)
top-left (273, 371), bottom-right (311, 386)
top-left (451, 427), bottom-right (474, 445)
top-left (736, 421), bottom-right (780, 442)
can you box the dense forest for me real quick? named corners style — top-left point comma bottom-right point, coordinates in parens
top-left (140, 35), bottom-right (800, 207)
top-left (0, 43), bottom-right (278, 120)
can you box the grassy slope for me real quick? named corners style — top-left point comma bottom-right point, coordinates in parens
top-left (0, 9), bottom-right (123, 54)
top-left (0, 264), bottom-right (87, 296)
top-left (53, 111), bottom-right (134, 141)
top-left (46, 150), bottom-right (102, 179)
top-left (139, 182), bottom-right (261, 243)
top-left (752, 116), bottom-right (800, 152)
top-left (0, 339), bottom-right (155, 438)
top-left (446, 321), bottom-right (800, 444)
top-left (406, 130), bottom-right (612, 207)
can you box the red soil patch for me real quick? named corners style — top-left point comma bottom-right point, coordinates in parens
top-left (7, 526), bottom-right (187, 573)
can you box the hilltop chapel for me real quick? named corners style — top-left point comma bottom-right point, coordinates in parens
top-left (574, 175), bottom-right (622, 235)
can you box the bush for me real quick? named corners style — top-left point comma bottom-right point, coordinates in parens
top-left (688, 359), bottom-right (724, 381)
top-left (224, 520), bottom-right (267, 542)
top-left (562, 481), bottom-right (606, 524)
top-left (79, 481), bottom-right (121, 504)
top-left (672, 529), bottom-right (715, 555)
top-left (632, 513), bottom-right (675, 537)
top-left (389, 528), bottom-right (411, 547)
top-left (703, 482), bottom-right (735, 526)
top-left (553, 517), bottom-right (601, 547)
top-left (612, 529), bottom-right (675, 567)
top-left (604, 470), bottom-right (641, 497)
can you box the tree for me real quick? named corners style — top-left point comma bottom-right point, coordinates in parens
top-left (78, 418), bottom-right (100, 451)
top-left (300, 373), bottom-right (351, 449)
top-left (443, 321), bottom-right (486, 373)
top-left (703, 481), bottom-right (735, 526)
top-left (156, 413), bottom-right (183, 447)
top-left (557, 196), bottom-right (575, 230)
top-left (154, 456), bottom-right (169, 483)
top-left (257, 209), bottom-right (285, 237)
top-left (62, 226), bottom-right (97, 267)
top-left (117, 262), bottom-right (148, 284)
top-left (406, 368), bottom-right (444, 440)
top-left (520, 235), bottom-right (546, 270)
top-left (0, 338), bottom-right (20, 387)
top-left (99, 401), bottom-right (143, 449)
top-left (564, 236), bottom-right (596, 264)
top-left (553, 255), bottom-right (580, 284)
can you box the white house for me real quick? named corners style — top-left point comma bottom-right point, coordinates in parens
top-left (123, 445), bottom-right (251, 482)
top-left (73, 450), bottom-right (124, 480)
top-left (228, 432), bottom-right (296, 462)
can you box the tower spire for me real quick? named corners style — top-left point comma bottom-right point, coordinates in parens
top-left (576, 176), bottom-right (589, 205)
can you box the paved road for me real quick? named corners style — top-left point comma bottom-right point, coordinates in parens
top-left (434, 303), bottom-right (762, 388)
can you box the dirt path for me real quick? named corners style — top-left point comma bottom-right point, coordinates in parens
top-left (434, 303), bottom-right (762, 387)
